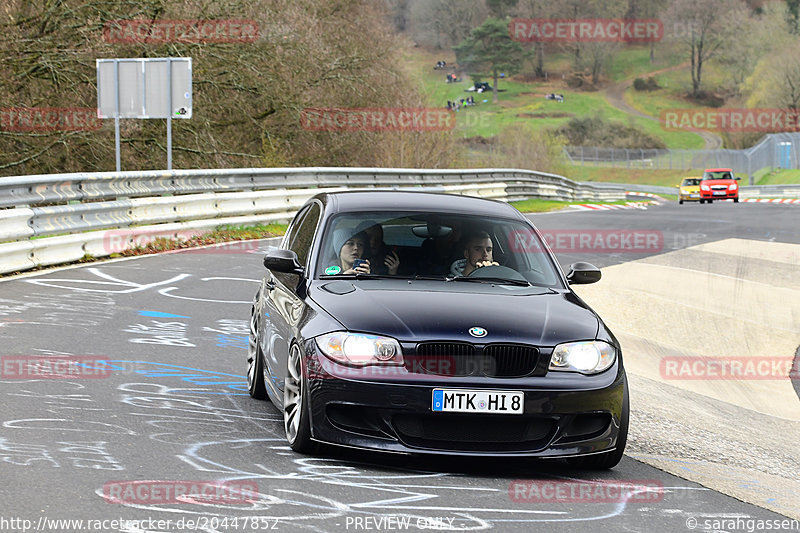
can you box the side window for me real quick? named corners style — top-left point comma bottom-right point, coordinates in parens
top-left (282, 206), bottom-right (310, 251)
top-left (288, 203), bottom-right (321, 268)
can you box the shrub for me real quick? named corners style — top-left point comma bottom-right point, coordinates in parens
top-left (556, 116), bottom-right (666, 149)
top-left (633, 77), bottom-right (660, 91)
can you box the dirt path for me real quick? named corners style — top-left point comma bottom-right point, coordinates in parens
top-left (604, 62), bottom-right (723, 149)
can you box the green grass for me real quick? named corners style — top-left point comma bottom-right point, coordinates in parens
top-left (753, 168), bottom-right (800, 185)
top-left (408, 48), bottom-right (704, 148)
top-left (564, 165), bottom-right (695, 187)
top-left (510, 197), bottom-right (636, 213)
top-left (120, 223), bottom-right (287, 256)
top-left (606, 46), bottom-right (685, 82)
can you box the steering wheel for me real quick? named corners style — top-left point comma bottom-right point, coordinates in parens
top-left (467, 264), bottom-right (527, 282)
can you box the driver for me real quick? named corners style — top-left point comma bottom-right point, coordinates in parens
top-left (450, 231), bottom-right (499, 276)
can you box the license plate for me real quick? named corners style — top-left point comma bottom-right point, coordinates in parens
top-left (432, 389), bottom-right (523, 414)
top-left (713, 191), bottom-right (726, 196)
top-left (690, 194), bottom-right (699, 198)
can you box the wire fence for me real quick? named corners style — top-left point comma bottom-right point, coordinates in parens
top-left (564, 133), bottom-right (800, 181)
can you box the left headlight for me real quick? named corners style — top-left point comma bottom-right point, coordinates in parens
top-left (549, 341), bottom-right (616, 374)
top-left (315, 332), bottom-right (403, 367)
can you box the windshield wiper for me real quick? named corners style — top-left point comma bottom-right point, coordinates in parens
top-left (412, 274), bottom-right (450, 281)
top-left (321, 274), bottom-right (407, 280)
top-left (451, 276), bottom-right (531, 287)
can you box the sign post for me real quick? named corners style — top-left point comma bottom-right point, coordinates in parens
top-left (97, 57), bottom-right (192, 171)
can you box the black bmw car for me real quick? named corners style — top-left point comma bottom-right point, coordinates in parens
top-left (247, 190), bottom-right (628, 469)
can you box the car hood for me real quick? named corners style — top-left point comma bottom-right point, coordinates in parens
top-left (681, 186), bottom-right (700, 193)
top-left (310, 279), bottom-right (599, 345)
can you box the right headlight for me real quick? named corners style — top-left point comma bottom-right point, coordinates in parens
top-left (549, 341), bottom-right (616, 374)
top-left (315, 332), bottom-right (403, 367)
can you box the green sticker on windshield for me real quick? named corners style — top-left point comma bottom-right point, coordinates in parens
top-left (324, 265), bottom-right (341, 275)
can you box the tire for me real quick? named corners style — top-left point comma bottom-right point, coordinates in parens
top-left (734, 198), bottom-right (739, 203)
top-left (284, 343), bottom-right (319, 454)
top-left (246, 307), bottom-right (268, 400)
top-left (566, 376), bottom-right (629, 470)
top-left (708, 199), bottom-right (714, 203)
top-left (699, 199), bottom-right (705, 204)
top-left (679, 200), bottom-right (684, 205)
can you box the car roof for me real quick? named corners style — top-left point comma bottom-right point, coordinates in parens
top-left (704, 168), bottom-right (733, 172)
top-left (313, 190), bottom-right (526, 220)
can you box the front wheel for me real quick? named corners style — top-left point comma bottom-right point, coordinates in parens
top-left (247, 307), bottom-right (268, 400)
top-left (678, 199), bottom-right (684, 205)
top-left (733, 198), bottom-right (739, 203)
top-left (566, 377), bottom-right (629, 470)
top-left (284, 343), bottom-right (318, 454)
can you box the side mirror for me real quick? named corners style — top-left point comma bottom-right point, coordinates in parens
top-left (263, 248), bottom-right (304, 275)
top-left (735, 176), bottom-right (741, 180)
top-left (566, 262), bottom-right (601, 285)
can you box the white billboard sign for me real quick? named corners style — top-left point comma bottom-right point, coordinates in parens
top-left (97, 57), bottom-right (191, 119)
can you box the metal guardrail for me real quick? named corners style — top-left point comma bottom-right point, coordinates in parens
top-left (0, 167), bottom-right (610, 209)
top-left (0, 167), bottom-right (627, 275)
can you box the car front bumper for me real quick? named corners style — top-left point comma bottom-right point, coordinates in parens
top-left (701, 191), bottom-right (738, 199)
top-left (302, 343), bottom-right (627, 458)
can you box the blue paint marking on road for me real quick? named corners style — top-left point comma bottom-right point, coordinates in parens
top-left (139, 310), bottom-right (191, 319)
top-left (216, 333), bottom-right (248, 350)
top-left (101, 360), bottom-right (248, 394)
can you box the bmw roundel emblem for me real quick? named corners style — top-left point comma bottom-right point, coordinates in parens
top-left (469, 326), bottom-right (488, 338)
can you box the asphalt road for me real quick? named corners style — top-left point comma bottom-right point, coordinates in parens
top-left (0, 200), bottom-right (798, 532)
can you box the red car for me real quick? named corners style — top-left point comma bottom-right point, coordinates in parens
top-left (699, 168), bottom-right (740, 203)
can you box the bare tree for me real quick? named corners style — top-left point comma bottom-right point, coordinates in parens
top-left (0, 0), bottom-right (457, 175)
top-left (664, 0), bottom-right (747, 98)
top-left (717, 2), bottom-right (792, 94)
top-left (407, 0), bottom-right (487, 50)
top-left (744, 41), bottom-right (800, 111)
top-left (626, 0), bottom-right (664, 63)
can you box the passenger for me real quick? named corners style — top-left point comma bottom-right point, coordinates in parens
top-left (450, 231), bottom-right (499, 276)
top-left (359, 222), bottom-right (400, 275)
top-left (328, 229), bottom-right (370, 275)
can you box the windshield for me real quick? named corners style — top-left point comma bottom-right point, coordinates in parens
top-left (316, 211), bottom-right (563, 288)
top-left (703, 171), bottom-right (735, 180)
top-left (682, 178), bottom-right (700, 186)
